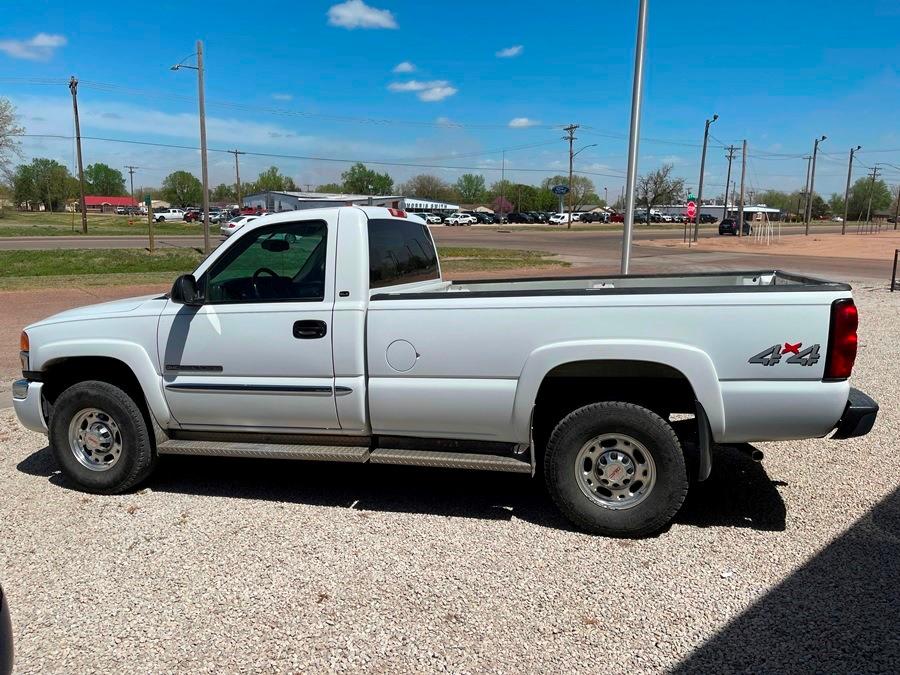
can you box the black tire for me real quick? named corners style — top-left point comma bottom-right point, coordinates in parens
top-left (49, 380), bottom-right (158, 494)
top-left (544, 402), bottom-right (688, 537)
top-left (157, 216), bottom-right (165, 223)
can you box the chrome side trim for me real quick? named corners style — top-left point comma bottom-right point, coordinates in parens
top-left (334, 386), bottom-right (353, 396)
top-left (164, 383), bottom-right (334, 395)
top-left (165, 364), bottom-right (224, 372)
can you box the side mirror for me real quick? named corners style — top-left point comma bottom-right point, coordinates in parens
top-left (170, 274), bottom-right (202, 306)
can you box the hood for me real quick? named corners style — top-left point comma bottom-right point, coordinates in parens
top-left (27, 293), bottom-right (167, 328)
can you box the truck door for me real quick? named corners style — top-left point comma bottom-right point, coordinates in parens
top-left (157, 217), bottom-right (340, 431)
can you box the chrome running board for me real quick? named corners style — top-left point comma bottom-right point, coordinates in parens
top-left (156, 440), bottom-right (370, 463)
top-left (369, 448), bottom-right (532, 473)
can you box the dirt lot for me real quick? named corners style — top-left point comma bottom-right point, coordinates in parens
top-left (643, 230), bottom-right (900, 261)
top-left (0, 285), bottom-right (897, 673)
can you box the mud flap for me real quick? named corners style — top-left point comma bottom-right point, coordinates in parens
top-left (695, 401), bottom-right (712, 482)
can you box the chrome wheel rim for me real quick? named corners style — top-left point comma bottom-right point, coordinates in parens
top-left (575, 433), bottom-right (656, 510)
top-left (68, 408), bottom-right (123, 472)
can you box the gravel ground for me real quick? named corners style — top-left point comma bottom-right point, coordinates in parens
top-left (0, 284), bottom-right (897, 674)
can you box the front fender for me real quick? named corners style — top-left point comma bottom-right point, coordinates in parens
top-left (33, 339), bottom-right (171, 427)
top-left (512, 339), bottom-right (725, 442)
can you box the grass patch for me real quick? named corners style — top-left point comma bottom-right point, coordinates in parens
top-left (0, 246), bottom-right (567, 289)
top-left (0, 211), bottom-right (204, 237)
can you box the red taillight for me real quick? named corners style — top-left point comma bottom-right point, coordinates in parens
top-left (388, 208), bottom-right (407, 218)
top-left (824, 298), bottom-right (858, 380)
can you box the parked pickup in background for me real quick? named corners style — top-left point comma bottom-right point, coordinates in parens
top-left (12, 207), bottom-right (878, 537)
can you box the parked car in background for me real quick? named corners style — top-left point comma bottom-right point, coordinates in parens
top-left (425, 213), bottom-right (445, 224)
top-left (220, 215), bottom-right (258, 237)
top-left (444, 213), bottom-right (477, 226)
top-left (115, 206), bottom-right (126, 215)
top-left (184, 208), bottom-right (203, 223)
top-left (548, 213), bottom-right (571, 225)
top-left (527, 211), bottom-right (548, 223)
top-left (153, 208), bottom-right (185, 223)
top-left (580, 212), bottom-right (608, 223)
top-left (718, 218), bottom-right (752, 235)
top-left (831, 216), bottom-right (844, 222)
top-left (507, 212), bottom-right (534, 224)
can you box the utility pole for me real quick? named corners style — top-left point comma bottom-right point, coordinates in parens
top-left (894, 185), bottom-right (900, 231)
top-left (196, 40), bottom-right (210, 254)
top-left (124, 165), bottom-right (139, 204)
top-left (563, 123), bottom-right (579, 229)
top-left (841, 145), bottom-right (861, 235)
top-left (738, 140), bottom-right (747, 238)
top-left (227, 149), bottom-right (245, 206)
top-left (864, 165), bottom-right (880, 233)
top-left (693, 114), bottom-right (718, 242)
top-left (68, 76), bottom-right (88, 233)
top-left (499, 149), bottom-right (506, 223)
top-left (801, 155), bottom-right (812, 225)
top-left (723, 145), bottom-right (737, 221)
top-left (805, 135), bottom-right (827, 234)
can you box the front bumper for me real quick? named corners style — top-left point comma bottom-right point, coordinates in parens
top-left (11, 379), bottom-right (48, 434)
top-left (831, 387), bottom-right (879, 440)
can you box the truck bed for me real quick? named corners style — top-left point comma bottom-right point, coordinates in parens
top-left (371, 270), bottom-right (851, 299)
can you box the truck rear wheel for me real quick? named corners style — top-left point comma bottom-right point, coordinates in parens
top-left (49, 380), bottom-right (157, 494)
top-left (544, 402), bottom-right (688, 537)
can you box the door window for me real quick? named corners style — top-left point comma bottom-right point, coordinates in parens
top-left (203, 220), bottom-right (328, 303)
top-left (368, 218), bottom-right (439, 289)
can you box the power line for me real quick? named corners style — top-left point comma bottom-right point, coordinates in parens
top-left (11, 133), bottom-right (626, 178)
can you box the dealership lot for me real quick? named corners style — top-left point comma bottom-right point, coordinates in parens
top-left (0, 285), bottom-right (897, 673)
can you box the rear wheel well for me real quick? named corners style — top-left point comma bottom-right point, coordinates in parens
top-left (532, 360), bottom-right (696, 457)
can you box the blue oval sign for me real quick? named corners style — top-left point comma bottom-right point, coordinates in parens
top-left (551, 185), bottom-right (569, 195)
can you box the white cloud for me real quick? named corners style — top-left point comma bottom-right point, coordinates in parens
top-left (496, 45), bottom-right (523, 58)
top-left (508, 117), bottom-right (539, 128)
top-left (435, 116), bottom-right (460, 128)
top-left (271, 93), bottom-right (293, 101)
top-left (392, 61), bottom-right (415, 73)
top-left (327, 0), bottom-right (397, 29)
top-left (0, 32), bottom-right (67, 60)
top-left (388, 80), bottom-right (457, 102)
top-left (418, 86), bottom-right (457, 102)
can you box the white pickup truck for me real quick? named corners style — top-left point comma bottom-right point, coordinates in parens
top-left (12, 206), bottom-right (878, 537)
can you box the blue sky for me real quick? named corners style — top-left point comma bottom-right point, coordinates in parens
top-left (2, 0), bottom-right (900, 197)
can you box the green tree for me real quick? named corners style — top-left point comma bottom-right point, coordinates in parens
top-left (341, 162), bottom-right (393, 194)
top-left (455, 173), bottom-right (486, 202)
top-left (254, 166), bottom-right (297, 192)
top-left (756, 189), bottom-right (793, 214)
top-left (316, 182), bottom-right (344, 193)
top-left (161, 170), bottom-right (203, 207)
top-left (636, 164), bottom-right (684, 224)
top-left (1, 98), bottom-right (24, 182)
top-left (847, 176), bottom-right (891, 221)
top-left (11, 158), bottom-right (73, 211)
top-left (211, 183), bottom-right (235, 202)
top-left (400, 174), bottom-right (451, 201)
top-left (828, 192), bottom-right (844, 217)
top-left (84, 163), bottom-right (126, 196)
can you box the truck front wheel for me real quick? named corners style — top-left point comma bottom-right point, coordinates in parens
top-left (49, 380), bottom-right (157, 494)
top-left (544, 402), bottom-right (688, 537)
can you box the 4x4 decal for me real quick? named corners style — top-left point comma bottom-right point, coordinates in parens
top-left (749, 342), bottom-right (821, 367)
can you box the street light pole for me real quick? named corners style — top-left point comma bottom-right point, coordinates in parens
top-left (693, 113), bottom-right (718, 242)
top-left (842, 145), bottom-right (860, 235)
top-left (805, 135), bottom-right (826, 235)
top-left (171, 42), bottom-right (210, 254)
top-left (620, 0), bottom-right (648, 274)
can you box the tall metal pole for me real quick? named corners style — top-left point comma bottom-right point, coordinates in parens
top-left (68, 76), bottom-right (88, 233)
top-left (563, 124), bottom-right (578, 229)
top-left (620, 0), bottom-right (648, 274)
top-left (864, 165), bottom-right (879, 232)
top-left (499, 150), bottom-right (505, 223)
top-left (723, 145), bottom-right (736, 221)
top-left (693, 114), bottom-right (718, 242)
top-left (805, 135), bottom-right (826, 234)
top-left (738, 140), bottom-right (747, 238)
top-left (604, 186), bottom-right (608, 205)
top-left (842, 146), bottom-right (860, 235)
top-left (894, 185), bottom-right (900, 231)
top-left (228, 149), bottom-right (245, 206)
top-left (801, 155), bottom-right (812, 225)
top-left (196, 40), bottom-right (210, 254)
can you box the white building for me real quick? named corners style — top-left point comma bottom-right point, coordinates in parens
top-left (243, 191), bottom-right (406, 212)
top-left (404, 198), bottom-right (459, 213)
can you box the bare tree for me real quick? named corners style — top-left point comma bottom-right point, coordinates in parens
top-left (636, 164), bottom-right (684, 223)
top-left (0, 98), bottom-right (25, 183)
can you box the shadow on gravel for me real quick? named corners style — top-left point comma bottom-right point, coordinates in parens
top-left (17, 441), bottom-right (785, 533)
top-left (674, 484), bottom-right (900, 673)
